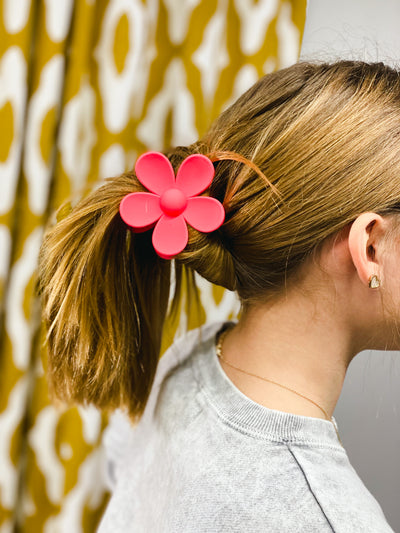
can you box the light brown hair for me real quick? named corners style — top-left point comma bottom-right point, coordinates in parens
top-left (37, 60), bottom-right (400, 422)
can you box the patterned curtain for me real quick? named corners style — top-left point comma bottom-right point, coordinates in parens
top-left (0, 1), bottom-right (306, 531)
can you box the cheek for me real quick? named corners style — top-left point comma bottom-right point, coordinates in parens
top-left (383, 251), bottom-right (400, 298)
top-left (380, 256), bottom-right (400, 344)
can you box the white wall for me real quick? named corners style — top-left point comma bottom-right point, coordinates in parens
top-left (300, 0), bottom-right (400, 67)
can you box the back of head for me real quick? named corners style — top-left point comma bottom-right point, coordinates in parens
top-left (37, 59), bottom-right (400, 422)
top-left (183, 60), bottom-right (400, 302)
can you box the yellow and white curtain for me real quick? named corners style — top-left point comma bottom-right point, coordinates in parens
top-left (0, 1), bottom-right (306, 531)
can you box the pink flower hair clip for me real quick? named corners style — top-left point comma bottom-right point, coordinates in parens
top-left (119, 151), bottom-right (225, 259)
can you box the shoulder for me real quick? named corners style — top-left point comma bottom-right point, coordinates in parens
top-left (284, 442), bottom-right (394, 532)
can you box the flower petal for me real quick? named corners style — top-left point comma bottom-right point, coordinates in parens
top-left (184, 197), bottom-right (225, 232)
top-left (119, 192), bottom-right (162, 230)
top-left (135, 152), bottom-right (175, 195)
top-left (175, 154), bottom-right (215, 197)
top-left (152, 214), bottom-right (188, 259)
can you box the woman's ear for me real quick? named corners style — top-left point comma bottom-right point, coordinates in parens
top-left (347, 212), bottom-right (386, 287)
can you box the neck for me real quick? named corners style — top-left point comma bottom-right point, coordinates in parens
top-left (219, 291), bottom-right (356, 420)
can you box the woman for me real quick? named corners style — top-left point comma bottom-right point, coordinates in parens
top-left (38, 60), bottom-right (397, 531)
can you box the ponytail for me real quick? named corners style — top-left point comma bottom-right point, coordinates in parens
top-left (37, 143), bottom-right (281, 422)
top-left (38, 173), bottom-right (187, 422)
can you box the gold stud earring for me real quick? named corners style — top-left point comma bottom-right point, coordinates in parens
top-left (368, 274), bottom-right (381, 289)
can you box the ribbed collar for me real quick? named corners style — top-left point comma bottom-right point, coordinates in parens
top-left (189, 319), bottom-right (344, 451)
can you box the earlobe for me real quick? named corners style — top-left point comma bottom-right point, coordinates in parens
top-left (347, 212), bottom-right (384, 287)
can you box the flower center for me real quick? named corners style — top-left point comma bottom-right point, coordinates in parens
top-left (160, 188), bottom-right (187, 217)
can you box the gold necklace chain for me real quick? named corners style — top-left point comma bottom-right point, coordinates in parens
top-left (215, 326), bottom-right (343, 447)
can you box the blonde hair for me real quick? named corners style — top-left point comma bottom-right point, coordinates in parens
top-left (37, 60), bottom-right (400, 422)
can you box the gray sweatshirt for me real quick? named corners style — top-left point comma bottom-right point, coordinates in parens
top-left (97, 320), bottom-right (395, 532)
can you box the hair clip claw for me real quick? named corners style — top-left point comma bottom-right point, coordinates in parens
top-left (119, 152), bottom-right (225, 259)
